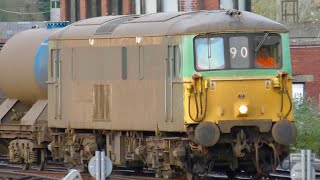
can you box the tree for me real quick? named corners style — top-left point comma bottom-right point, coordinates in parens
top-left (299, 1), bottom-right (320, 22)
top-left (252, 0), bottom-right (320, 23)
top-left (293, 97), bottom-right (320, 155)
top-left (36, 0), bottom-right (50, 21)
top-left (251, 0), bottom-right (277, 20)
top-left (0, 0), bottom-right (49, 21)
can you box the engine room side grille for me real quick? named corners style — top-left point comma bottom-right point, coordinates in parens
top-left (93, 84), bottom-right (111, 121)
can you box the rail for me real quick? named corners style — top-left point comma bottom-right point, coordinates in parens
top-left (0, 151), bottom-right (320, 180)
top-left (0, 169), bottom-right (60, 180)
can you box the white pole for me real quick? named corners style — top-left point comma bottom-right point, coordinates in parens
top-left (307, 149), bottom-right (312, 180)
top-left (96, 151), bottom-right (101, 180)
top-left (301, 149), bottom-right (306, 180)
top-left (101, 151), bottom-right (106, 179)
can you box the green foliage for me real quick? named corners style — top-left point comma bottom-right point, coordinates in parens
top-left (252, 0), bottom-right (320, 22)
top-left (293, 98), bottom-right (320, 154)
top-left (36, 0), bottom-right (50, 21)
top-left (0, 0), bottom-right (49, 22)
top-left (251, 0), bottom-right (277, 20)
top-left (299, 1), bottom-right (320, 22)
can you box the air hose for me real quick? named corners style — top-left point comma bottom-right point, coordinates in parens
top-left (188, 74), bottom-right (208, 122)
top-left (279, 72), bottom-right (292, 120)
top-left (283, 75), bottom-right (292, 119)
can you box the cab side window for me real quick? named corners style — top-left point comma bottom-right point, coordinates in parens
top-left (254, 35), bottom-right (281, 69)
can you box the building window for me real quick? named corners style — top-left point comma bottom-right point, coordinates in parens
top-left (87, 0), bottom-right (102, 18)
top-left (51, 1), bottom-right (61, 8)
top-left (220, 0), bottom-right (250, 11)
top-left (68, 0), bottom-right (80, 22)
top-left (66, 0), bottom-right (71, 21)
top-left (108, 0), bottom-right (123, 15)
top-left (145, 0), bottom-right (157, 13)
top-left (130, 0), bottom-right (136, 14)
top-left (281, 0), bottom-right (299, 22)
top-left (292, 83), bottom-right (305, 100)
top-left (76, 0), bottom-right (80, 21)
top-left (135, 0), bottom-right (179, 14)
top-left (160, 0), bottom-right (180, 12)
top-left (136, 0), bottom-right (145, 14)
top-left (134, 0), bottom-right (156, 14)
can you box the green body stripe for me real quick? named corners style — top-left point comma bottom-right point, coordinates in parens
top-left (280, 33), bottom-right (292, 75)
top-left (182, 33), bottom-right (292, 77)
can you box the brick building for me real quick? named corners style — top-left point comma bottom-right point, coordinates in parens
top-left (280, 0), bottom-right (320, 105)
top-left (291, 46), bottom-right (320, 103)
top-left (60, 0), bottom-right (222, 22)
top-left (289, 22), bottom-right (320, 104)
top-left (59, 0), bottom-right (253, 22)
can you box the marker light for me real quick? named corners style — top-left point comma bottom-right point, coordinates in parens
top-left (239, 105), bottom-right (248, 114)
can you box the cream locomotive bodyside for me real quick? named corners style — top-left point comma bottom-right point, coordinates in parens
top-left (47, 38), bottom-right (185, 132)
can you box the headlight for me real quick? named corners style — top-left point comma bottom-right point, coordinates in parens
top-left (239, 105), bottom-right (248, 114)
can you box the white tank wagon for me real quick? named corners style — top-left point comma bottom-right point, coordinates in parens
top-left (0, 22), bottom-right (68, 169)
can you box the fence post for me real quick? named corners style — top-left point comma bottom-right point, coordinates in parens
top-left (301, 149), bottom-right (306, 180)
top-left (101, 151), bottom-right (106, 179)
top-left (95, 151), bottom-right (101, 180)
top-left (307, 149), bottom-right (312, 180)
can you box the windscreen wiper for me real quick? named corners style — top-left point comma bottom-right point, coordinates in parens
top-left (255, 32), bottom-right (269, 52)
top-left (207, 35), bottom-right (211, 59)
top-left (207, 35), bottom-right (211, 69)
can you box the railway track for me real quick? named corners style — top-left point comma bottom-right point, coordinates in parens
top-left (0, 157), bottom-right (319, 180)
top-left (0, 167), bottom-right (292, 180)
top-left (0, 168), bottom-right (163, 180)
top-left (0, 168), bottom-right (94, 180)
top-left (0, 166), bottom-right (298, 180)
top-left (0, 160), bottom-right (163, 180)
top-left (0, 169), bottom-right (60, 180)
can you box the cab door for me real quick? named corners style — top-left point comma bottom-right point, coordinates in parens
top-left (164, 45), bottom-right (183, 129)
top-left (165, 46), bottom-right (173, 122)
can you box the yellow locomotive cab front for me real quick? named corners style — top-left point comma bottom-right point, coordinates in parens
top-left (181, 29), bottom-right (296, 174)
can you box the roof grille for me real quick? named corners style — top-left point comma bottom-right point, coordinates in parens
top-left (95, 16), bottom-right (138, 35)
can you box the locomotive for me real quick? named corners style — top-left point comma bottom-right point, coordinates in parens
top-left (0, 10), bottom-right (296, 178)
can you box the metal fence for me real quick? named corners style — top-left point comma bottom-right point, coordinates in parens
top-left (0, 21), bottom-right (46, 40)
